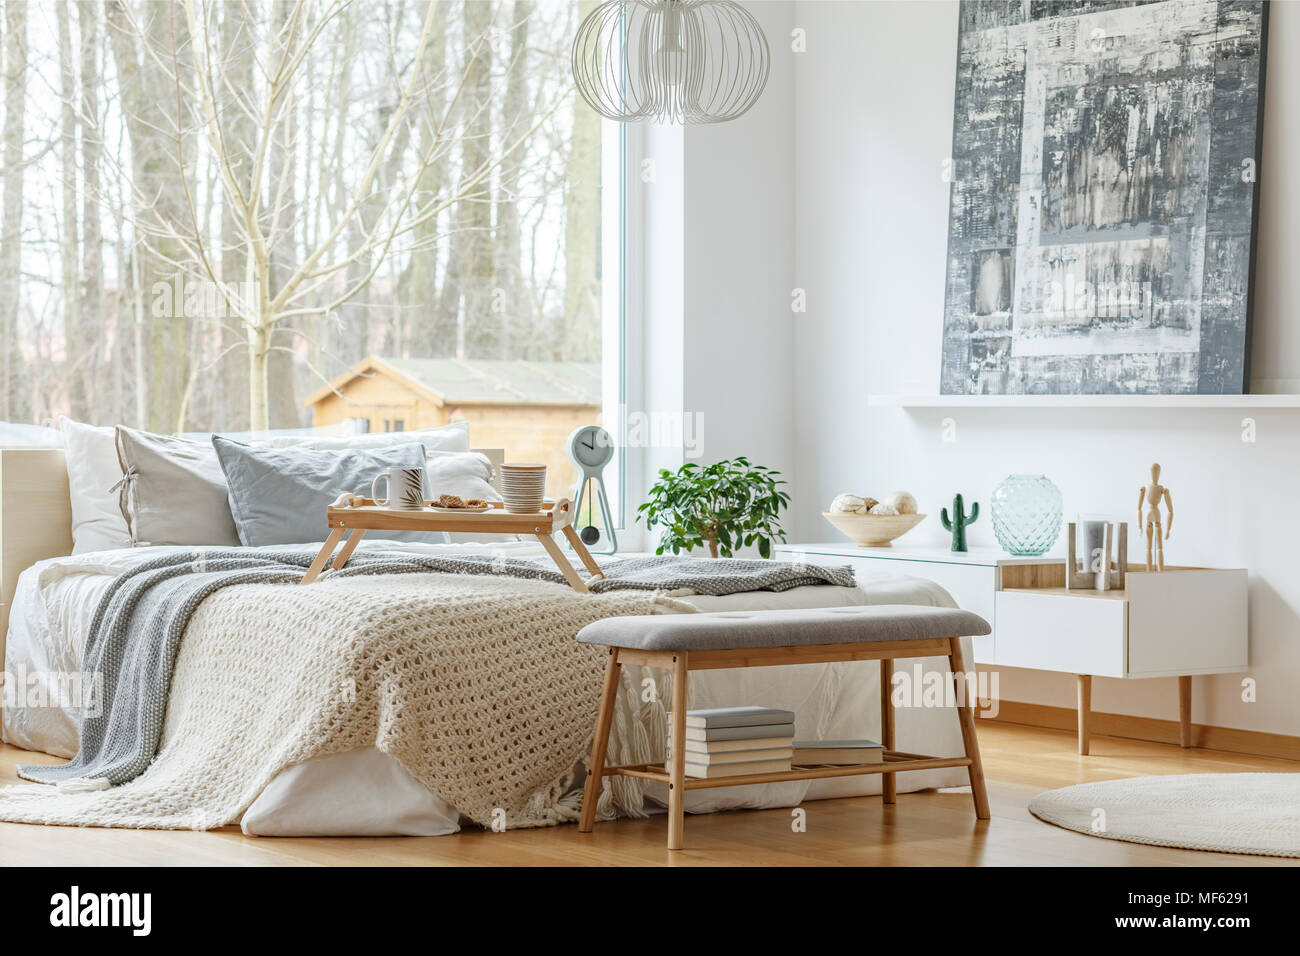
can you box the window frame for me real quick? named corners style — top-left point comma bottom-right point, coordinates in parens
top-left (602, 117), bottom-right (642, 535)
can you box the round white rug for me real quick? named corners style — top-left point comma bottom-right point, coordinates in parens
top-left (1028, 773), bottom-right (1300, 858)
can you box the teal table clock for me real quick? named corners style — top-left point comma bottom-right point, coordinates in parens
top-left (567, 424), bottom-right (617, 555)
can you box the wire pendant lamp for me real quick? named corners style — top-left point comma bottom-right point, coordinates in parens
top-left (572, 0), bottom-right (770, 124)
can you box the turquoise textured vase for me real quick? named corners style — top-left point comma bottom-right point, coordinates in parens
top-left (990, 474), bottom-right (1062, 557)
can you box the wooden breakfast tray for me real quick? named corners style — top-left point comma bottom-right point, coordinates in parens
top-left (299, 496), bottom-right (605, 592)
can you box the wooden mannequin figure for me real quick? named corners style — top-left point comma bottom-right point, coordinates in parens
top-left (1137, 462), bottom-right (1174, 572)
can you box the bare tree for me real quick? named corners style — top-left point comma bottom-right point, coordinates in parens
top-left (102, 0), bottom-right (563, 429)
top-left (78, 0), bottom-right (106, 415)
top-left (494, 0), bottom-right (535, 357)
top-left (1, 0), bottom-right (29, 420)
top-left (265, 0), bottom-right (302, 427)
top-left (216, 0), bottom-right (255, 429)
top-left (107, 0), bottom-right (195, 432)
top-left (562, 0), bottom-right (601, 363)
top-left (400, 0), bottom-right (450, 353)
top-left (57, 0), bottom-right (84, 418)
top-left (6, 0), bottom-right (602, 433)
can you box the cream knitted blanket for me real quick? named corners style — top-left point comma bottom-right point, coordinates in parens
top-left (0, 572), bottom-right (675, 830)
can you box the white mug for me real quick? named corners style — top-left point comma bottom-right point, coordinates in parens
top-left (371, 467), bottom-right (426, 510)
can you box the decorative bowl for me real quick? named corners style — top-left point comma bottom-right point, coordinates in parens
top-left (822, 511), bottom-right (926, 547)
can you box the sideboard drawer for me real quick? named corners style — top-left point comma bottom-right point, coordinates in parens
top-left (994, 591), bottom-right (1127, 677)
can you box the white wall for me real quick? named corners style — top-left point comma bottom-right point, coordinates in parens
top-left (634, 0), bottom-right (797, 552)
top-left (637, 0), bottom-right (1300, 736)
top-left (636, 121), bottom-right (687, 495)
top-left (791, 0), bottom-right (1300, 736)
top-left (683, 0), bottom-right (796, 476)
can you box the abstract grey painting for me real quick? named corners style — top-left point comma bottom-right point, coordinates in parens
top-left (940, 0), bottom-right (1268, 395)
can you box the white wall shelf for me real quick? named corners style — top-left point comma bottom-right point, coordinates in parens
top-left (865, 394), bottom-right (1300, 409)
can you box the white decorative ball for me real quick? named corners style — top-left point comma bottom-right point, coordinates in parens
top-left (829, 493), bottom-right (866, 514)
top-left (881, 491), bottom-right (917, 515)
top-left (868, 502), bottom-right (900, 516)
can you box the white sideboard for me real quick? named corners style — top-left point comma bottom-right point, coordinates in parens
top-left (773, 544), bottom-right (1028, 664)
top-left (774, 542), bottom-right (1249, 753)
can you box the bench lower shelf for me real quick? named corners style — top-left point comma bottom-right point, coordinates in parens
top-left (580, 640), bottom-right (989, 849)
top-left (604, 751), bottom-right (973, 790)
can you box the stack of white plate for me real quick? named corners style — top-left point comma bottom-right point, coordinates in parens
top-left (500, 463), bottom-right (547, 513)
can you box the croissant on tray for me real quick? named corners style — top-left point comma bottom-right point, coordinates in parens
top-left (433, 494), bottom-right (489, 509)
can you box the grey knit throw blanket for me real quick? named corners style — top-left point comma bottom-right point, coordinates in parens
top-left (20, 549), bottom-right (852, 787)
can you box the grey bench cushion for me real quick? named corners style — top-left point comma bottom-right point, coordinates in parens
top-left (577, 605), bottom-right (991, 652)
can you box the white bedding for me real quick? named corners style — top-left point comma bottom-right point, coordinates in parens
top-left (3, 541), bottom-right (968, 836)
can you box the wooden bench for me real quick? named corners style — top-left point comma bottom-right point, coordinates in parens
top-left (575, 604), bottom-right (993, 850)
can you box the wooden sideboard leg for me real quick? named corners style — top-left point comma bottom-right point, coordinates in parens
top-left (667, 653), bottom-right (689, 850)
top-left (880, 658), bottom-right (896, 805)
top-left (1076, 675), bottom-right (1091, 756)
top-left (1178, 676), bottom-right (1192, 749)
top-left (579, 649), bottom-right (622, 833)
top-left (948, 637), bottom-right (990, 820)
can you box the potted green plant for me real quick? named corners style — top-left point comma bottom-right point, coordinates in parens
top-left (636, 457), bottom-right (791, 558)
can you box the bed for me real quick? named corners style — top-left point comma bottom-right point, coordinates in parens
top-left (0, 445), bottom-right (971, 836)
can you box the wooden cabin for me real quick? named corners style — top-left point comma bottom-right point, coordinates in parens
top-left (304, 356), bottom-right (601, 497)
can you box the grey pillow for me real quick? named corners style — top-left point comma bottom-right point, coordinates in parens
top-left (212, 437), bottom-right (430, 547)
top-left (116, 425), bottom-right (242, 546)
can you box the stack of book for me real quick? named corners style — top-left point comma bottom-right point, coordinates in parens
top-left (667, 706), bottom-right (795, 779)
top-left (791, 739), bottom-right (884, 766)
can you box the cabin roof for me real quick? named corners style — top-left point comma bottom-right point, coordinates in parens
top-left (304, 355), bottom-right (601, 408)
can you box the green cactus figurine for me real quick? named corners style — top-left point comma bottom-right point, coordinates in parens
top-left (940, 494), bottom-right (979, 552)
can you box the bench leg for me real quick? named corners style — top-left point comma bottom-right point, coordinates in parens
top-left (948, 637), bottom-right (990, 821)
top-left (667, 653), bottom-right (688, 850)
top-left (880, 658), bottom-right (896, 805)
top-left (578, 649), bottom-right (622, 833)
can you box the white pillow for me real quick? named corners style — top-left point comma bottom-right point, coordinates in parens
top-left (269, 421), bottom-right (470, 455)
top-left (116, 425), bottom-right (242, 546)
top-left (59, 417), bottom-right (132, 554)
top-left (426, 452), bottom-right (505, 545)
top-left (58, 418), bottom-right (471, 554)
top-left (425, 451), bottom-right (502, 503)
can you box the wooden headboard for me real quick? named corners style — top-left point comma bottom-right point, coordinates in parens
top-left (0, 448), bottom-right (75, 666)
top-left (0, 445), bottom-right (505, 666)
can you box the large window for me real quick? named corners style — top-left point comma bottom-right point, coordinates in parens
top-left (0, 0), bottom-right (624, 506)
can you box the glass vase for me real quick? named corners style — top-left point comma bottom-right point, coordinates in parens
top-left (991, 474), bottom-right (1062, 557)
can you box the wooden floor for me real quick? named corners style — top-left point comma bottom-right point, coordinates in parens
top-left (2, 722), bottom-right (1297, 866)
